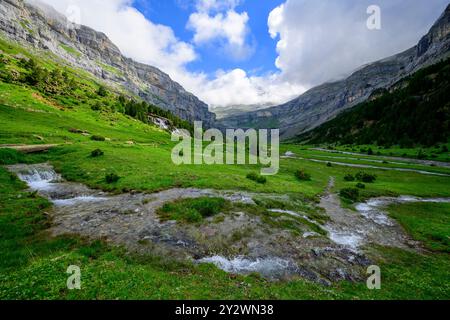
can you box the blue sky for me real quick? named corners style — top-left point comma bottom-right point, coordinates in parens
top-left (41, 0), bottom-right (450, 107)
top-left (132, 0), bottom-right (285, 76)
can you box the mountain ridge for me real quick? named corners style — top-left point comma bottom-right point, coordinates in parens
top-left (292, 57), bottom-right (450, 147)
top-left (0, 0), bottom-right (215, 126)
top-left (218, 4), bottom-right (450, 139)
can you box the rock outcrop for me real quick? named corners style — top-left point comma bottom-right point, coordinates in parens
top-left (218, 4), bottom-right (450, 139)
top-left (0, 0), bottom-right (215, 126)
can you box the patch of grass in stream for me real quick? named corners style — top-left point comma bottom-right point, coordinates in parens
top-left (157, 197), bottom-right (230, 223)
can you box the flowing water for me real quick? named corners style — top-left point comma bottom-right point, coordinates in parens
top-left (7, 164), bottom-right (449, 281)
top-left (196, 256), bottom-right (300, 280)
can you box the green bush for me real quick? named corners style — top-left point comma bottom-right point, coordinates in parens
top-left (91, 102), bottom-right (102, 111)
top-left (295, 169), bottom-right (311, 181)
top-left (97, 85), bottom-right (108, 97)
top-left (355, 171), bottom-right (377, 183)
top-left (344, 174), bottom-right (355, 181)
top-left (356, 183), bottom-right (366, 189)
top-left (326, 162), bottom-right (332, 167)
top-left (105, 173), bottom-right (120, 184)
top-left (90, 149), bottom-right (104, 157)
top-left (247, 172), bottom-right (267, 184)
top-left (339, 188), bottom-right (360, 202)
top-left (91, 135), bottom-right (106, 141)
top-left (157, 197), bottom-right (228, 223)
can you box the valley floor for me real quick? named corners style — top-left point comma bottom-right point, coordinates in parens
top-left (0, 81), bottom-right (449, 300)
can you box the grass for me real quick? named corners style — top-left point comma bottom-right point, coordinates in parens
top-left (325, 144), bottom-right (450, 163)
top-left (97, 62), bottom-right (124, 77)
top-left (157, 197), bottom-right (230, 223)
top-left (59, 44), bottom-right (81, 58)
top-left (388, 202), bottom-right (450, 253)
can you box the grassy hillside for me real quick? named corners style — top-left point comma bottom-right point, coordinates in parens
top-left (294, 59), bottom-right (450, 148)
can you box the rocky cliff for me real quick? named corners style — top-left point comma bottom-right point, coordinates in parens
top-left (0, 0), bottom-right (215, 126)
top-left (218, 4), bottom-right (450, 139)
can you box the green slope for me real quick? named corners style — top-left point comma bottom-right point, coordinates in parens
top-left (294, 59), bottom-right (450, 147)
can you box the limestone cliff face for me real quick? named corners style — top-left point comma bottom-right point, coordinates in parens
top-left (0, 0), bottom-right (215, 126)
top-left (218, 4), bottom-right (450, 139)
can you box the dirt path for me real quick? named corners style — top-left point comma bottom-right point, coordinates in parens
top-left (0, 144), bottom-right (58, 153)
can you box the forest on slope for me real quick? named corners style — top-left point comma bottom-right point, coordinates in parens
top-left (293, 58), bottom-right (450, 147)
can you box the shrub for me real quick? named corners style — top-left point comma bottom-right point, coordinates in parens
top-left (91, 102), bottom-right (102, 111)
top-left (247, 172), bottom-right (267, 184)
top-left (417, 150), bottom-right (427, 159)
top-left (105, 173), bottom-right (120, 184)
top-left (295, 169), bottom-right (311, 181)
top-left (344, 174), bottom-right (355, 182)
top-left (327, 162), bottom-right (332, 167)
top-left (339, 188), bottom-right (360, 202)
top-left (356, 183), bottom-right (366, 189)
top-left (90, 149), bottom-right (104, 157)
top-left (91, 135), bottom-right (106, 141)
top-left (157, 197), bottom-right (228, 223)
top-left (189, 197), bottom-right (227, 217)
top-left (355, 171), bottom-right (377, 183)
top-left (97, 85), bottom-right (108, 97)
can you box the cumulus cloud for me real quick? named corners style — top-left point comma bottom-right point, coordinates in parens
top-left (195, 69), bottom-right (304, 107)
top-left (268, 0), bottom-right (449, 87)
top-left (195, 0), bottom-right (240, 13)
top-left (187, 0), bottom-right (253, 60)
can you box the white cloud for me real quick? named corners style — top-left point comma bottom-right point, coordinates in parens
top-left (195, 69), bottom-right (304, 107)
top-left (195, 0), bottom-right (240, 13)
top-left (268, 0), bottom-right (450, 87)
top-left (187, 0), bottom-right (252, 60)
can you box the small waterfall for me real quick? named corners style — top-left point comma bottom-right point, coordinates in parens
top-left (11, 165), bottom-right (61, 191)
top-left (7, 164), bottom-right (107, 205)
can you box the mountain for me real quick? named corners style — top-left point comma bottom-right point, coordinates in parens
top-left (210, 103), bottom-right (274, 120)
top-left (218, 4), bottom-right (450, 139)
top-left (292, 58), bottom-right (450, 147)
top-left (0, 0), bottom-right (215, 127)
